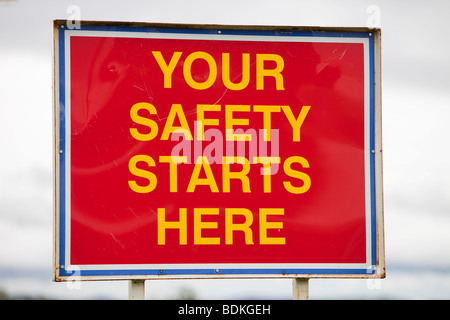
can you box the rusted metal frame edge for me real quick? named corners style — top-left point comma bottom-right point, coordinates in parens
top-left (53, 19), bottom-right (378, 34)
top-left (373, 29), bottom-right (386, 279)
top-left (55, 273), bottom-right (380, 282)
top-left (52, 21), bottom-right (61, 281)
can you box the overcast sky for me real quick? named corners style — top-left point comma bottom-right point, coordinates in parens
top-left (1, 0), bottom-right (450, 299)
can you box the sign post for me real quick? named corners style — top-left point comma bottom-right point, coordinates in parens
top-left (128, 280), bottom-right (145, 300)
top-left (53, 21), bottom-right (384, 297)
top-left (292, 278), bottom-right (309, 300)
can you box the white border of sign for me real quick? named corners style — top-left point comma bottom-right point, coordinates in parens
top-left (53, 21), bottom-right (384, 281)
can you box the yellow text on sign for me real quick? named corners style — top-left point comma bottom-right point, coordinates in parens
top-left (128, 155), bottom-right (311, 194)
top-left (129, 102), bottom-right (311, 142)
top-left (152, 51), bottom-right (285, 91)
top-left (157, 207), bottom-right (285, 245)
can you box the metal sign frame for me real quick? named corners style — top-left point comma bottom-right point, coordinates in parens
top-left (53, 20), bottom-right (384, 281)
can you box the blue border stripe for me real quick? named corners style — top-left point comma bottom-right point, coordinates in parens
top-left (57, 25), bottom-right (377, 277)
top-left (69, 24), bottom-right (370, 39)
top-left (61, 268), bottom-right (375, 277)
top-left (58, 26), bottom-right (66, 271)
top-left (369, 34), bottom-right (377, 267)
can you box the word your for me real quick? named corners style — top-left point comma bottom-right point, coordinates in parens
top-left (152, 51), bottom-right (285, 90)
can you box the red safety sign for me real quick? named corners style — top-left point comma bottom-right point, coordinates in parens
top-left (53, 21), bottom-right (384, 280)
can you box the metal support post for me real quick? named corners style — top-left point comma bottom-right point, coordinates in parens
top-left (128, 279), bottom-right (145, 300)
top-left (292, 278), bottom-right (309, 300)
